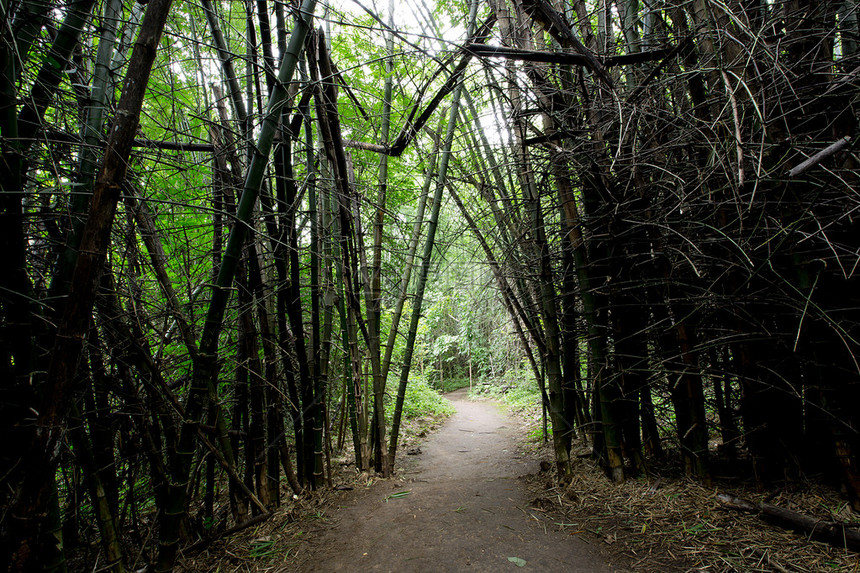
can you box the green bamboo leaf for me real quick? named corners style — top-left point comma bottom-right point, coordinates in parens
top-left (384, 490), bottom-right (412, 501)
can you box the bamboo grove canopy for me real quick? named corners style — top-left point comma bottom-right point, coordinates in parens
top-left (1, 0), bottom-right (860, 570)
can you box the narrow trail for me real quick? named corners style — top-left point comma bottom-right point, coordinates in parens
top-left (293, 389), bottom-right (617, 572)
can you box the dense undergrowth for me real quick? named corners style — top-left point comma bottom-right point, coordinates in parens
top-left (383, 374), bottom-right (456, 425)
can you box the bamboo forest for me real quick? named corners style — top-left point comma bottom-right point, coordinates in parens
top-left (2, 0), bottom-right (860, 570)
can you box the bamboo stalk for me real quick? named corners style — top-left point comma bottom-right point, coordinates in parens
top-left (157, 2), bottom-right (317, 567)
top-left (387, 0), bottom-right (478, 473)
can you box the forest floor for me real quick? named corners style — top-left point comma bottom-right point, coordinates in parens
top-left (181, 390), bottom-right (859, 573)
top-left (289, 387), bottom-right (624, 572)
top-left (182, 388), bottom-right (628, 572)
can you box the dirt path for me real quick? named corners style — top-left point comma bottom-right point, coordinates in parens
top-left (293, 389), bottom-right (618, 572)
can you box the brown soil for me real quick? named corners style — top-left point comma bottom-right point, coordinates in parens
top-left (290, 389), bottom-right (626, 572)
top-left (176, 391), bottom-right (858, 573)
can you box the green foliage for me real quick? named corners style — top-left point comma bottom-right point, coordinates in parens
top-left (432, 375), bottom-right (470, 393)
top-left (471, 365), bottom-right (538, 410)
top-left (528, 424), bottom-right (549, 442)
top-left (470, 365), bottom-right (546, 429)
top-left (384, 374), bottom-right (454, 423)
top-left (383, 490), bottom-right (411, 502)
top-left (248, 538), bottom-right (278, 559)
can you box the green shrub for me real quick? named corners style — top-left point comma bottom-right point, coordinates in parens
top-left (470, 365), bottom-right (541, 409)
top-left (431, 375), bottom-right (471, 393)
top-left (385, 374), bottom-right (455, 424)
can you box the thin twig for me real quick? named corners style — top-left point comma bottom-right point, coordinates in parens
top-left (788, 136), bottom-right (852, 177)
